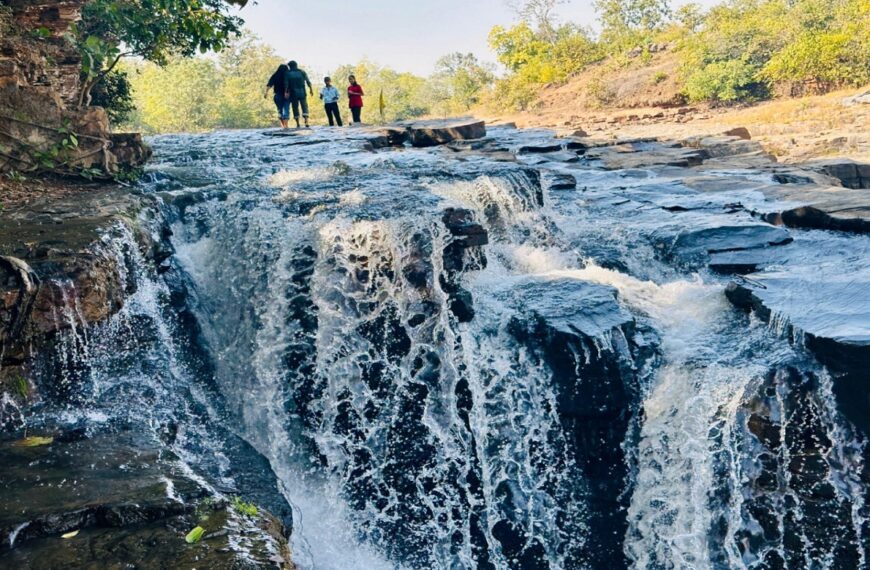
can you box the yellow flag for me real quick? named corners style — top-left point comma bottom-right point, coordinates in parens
top-left (379, 89), bottom-right (386, 122)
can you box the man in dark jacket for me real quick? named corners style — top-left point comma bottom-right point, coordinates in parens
top-left (286, 60), bottom-right (314, 128)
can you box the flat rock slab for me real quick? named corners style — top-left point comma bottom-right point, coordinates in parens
top-left (681, 176), bottom-right (870, 234)
top-left (0, 429), bottom-right (292, 567)
top-left (0, 430), bottom-right (202, 546)
top-left (727, 267), bottom-right (870, 431)
top-left (754, 184), bottom-right (870, 233)
top-left (708, 248), bottom-right (788, 274)
top-left (585, 143), bottom-right (709, 170)
top-left (656, 221), bottom-right (792, 266)
top-left (407, 119), bottom-right (486, 147)
top-left (506, 277), bottom-right (634, 340)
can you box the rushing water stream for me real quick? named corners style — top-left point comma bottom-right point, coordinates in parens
top-left (16, 127), bottom-right (868, 568)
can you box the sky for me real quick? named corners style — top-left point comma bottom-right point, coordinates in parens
top-left (236, 0), bottom-right (716, 77)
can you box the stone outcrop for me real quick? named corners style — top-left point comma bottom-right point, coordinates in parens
top-left (506, 277), bottom-right (658, 568)
top-left (0, 428), bottom-right (295, 568)
top-left (0, 186), bottom-right (151, 421)
top-left (805, 159), bottom-right (870, 189)
top-left (407, 118), bottom-right (486, 147)
top-left (0, 1), bottom-right (151, 177)
top-left (726, 272), bottom-right (870, 433)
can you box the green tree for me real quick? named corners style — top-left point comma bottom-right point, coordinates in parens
top-left (212, 35), bottom-right (285, 128)
top-left (430, 53), bottom-right (495, 114)
top-left (487, 22), bottom-right (603, 110)
top-left (89, 68), bottom-right (135, 124)
top-left (508, 0), bottom-right (566, 43)
top-left (594, 0), bottom-right (672, 51)
top-left (75, 0), bottom-right (244, 106)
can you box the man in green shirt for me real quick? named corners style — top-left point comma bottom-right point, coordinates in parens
top-left (286, 60), bottom-right (314, 128)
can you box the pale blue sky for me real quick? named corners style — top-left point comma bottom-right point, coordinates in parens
top-left (237, 0), bottom-right (715, 76)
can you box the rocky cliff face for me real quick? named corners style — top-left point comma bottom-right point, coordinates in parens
top-left (0, 0), bottom-right (150, 177)
top-left (0, 187), bottom-right (152, 426)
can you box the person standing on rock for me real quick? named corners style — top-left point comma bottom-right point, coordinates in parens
top-left (264, 63), bottom-right (291, 129)
top-left (320, 77), bottom-right (343, 127)
top-left (286, 60), bottom-right (314, 128)
top-left (347, 75), bottom-right (365, 124)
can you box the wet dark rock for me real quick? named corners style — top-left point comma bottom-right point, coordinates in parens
top-left (752, 184), bottom-right (870, 233)
top-left (505, 277), bottom-right (657, 568)
top-left (708, 248), bottom-right (786, 274)
top-left (772, 172), bottom-right (815, 185)
top-left (407, 119), bottom-right (486, 147)
top-left (656, 222), bottom-right (792, 267)
top-left (516, 142), bottom-right (563, 154)
top-left (806, 159), bottom-right (870, 189)
top-left (441, 207), bottom-right (488, 322)
top-left (722, 367), bottom-right (865, 567)
top-left (0, 428), bottom-right (292, 569)
top-left (543, 172), bottom-right (577, 191)
top-left (0, 189), bottom-right (150, 375)
top-left (726, 273), bottom-right (870, 432)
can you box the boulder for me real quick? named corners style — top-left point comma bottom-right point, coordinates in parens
top-left (722, 127), bottom-right (751, 140)
top-left (407, 119), bottom-right (486, 147)
top-left (543, 172), bottom-right (577, 191)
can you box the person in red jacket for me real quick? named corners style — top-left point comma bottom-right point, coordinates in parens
top-left (347, 75), bottom-right (364, 124)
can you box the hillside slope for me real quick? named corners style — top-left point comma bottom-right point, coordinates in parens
top-left (486, 49), bottom-right (870, 164)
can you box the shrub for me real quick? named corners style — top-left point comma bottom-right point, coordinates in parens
top-left (650, 71), bottom-right (669, 85)
top-left (683, 59), bottom-right (765, 102)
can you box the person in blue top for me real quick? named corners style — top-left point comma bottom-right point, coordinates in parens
top-left (319, 76), bottom-right (343, 127)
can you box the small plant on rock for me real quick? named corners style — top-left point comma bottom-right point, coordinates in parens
top-left (232, 496), bottom-right (259, 518)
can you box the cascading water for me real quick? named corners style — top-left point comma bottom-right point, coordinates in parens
top-left (16, 127), bottom-right (866, 569)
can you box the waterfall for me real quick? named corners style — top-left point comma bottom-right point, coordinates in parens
top-left (18, 129), bottom-right (864, 569)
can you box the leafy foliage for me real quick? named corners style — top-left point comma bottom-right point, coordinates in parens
top-left (680, 0), bottom-right (870, 102)
top-left (594, 0), bottom-right (672, 51)
top-left (89, 69), bottom-right (136, 124)
top-left (488, 22), bottom-right (603, 110)
top-left (75, 0), bottom-right (243, 105)
top-left (232, 497), bottom-right (259, 517)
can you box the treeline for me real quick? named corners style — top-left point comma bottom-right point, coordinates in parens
top-left (115, 35), bottom-right (494, 133)
top-left (100, 0), bottom-right (869, 133)
top-left (491, 0), bottom-right (870, 108)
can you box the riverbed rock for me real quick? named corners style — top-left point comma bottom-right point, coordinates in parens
top-left (729, 366), bottom-right (865, 568)
top-left (506, 277), bottom-right (657, 568)
top-left (0, 186), bottom-right (151, 396)
top-left (726, 270), bottom-right (870, 432)
top-left (804, 159), bottom-right (870, 189)
top-left (407, 119), bottom-right (486, 147)
top-left (753, 183), bottom-right (870, 233)
top-left (585, 141), bottom-right (709, 169)
top-left (0, 428), bottom-right (294, 568)
top-left (656, 221), bottom-right (792, 267)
